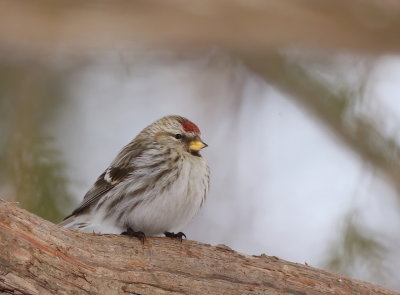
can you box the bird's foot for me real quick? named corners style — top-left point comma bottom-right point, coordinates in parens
top-left (164, 231), bottom-right (186, 242)
top-left (121, 227), bottom-right (146, 243)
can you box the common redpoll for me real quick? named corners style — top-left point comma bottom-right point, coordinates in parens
top-left (60, 115), bottom-right (209, 240)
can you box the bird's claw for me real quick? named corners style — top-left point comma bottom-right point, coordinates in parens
top-left (121, 227), bottom-right (146, 244)
top-left (164, 231), bottom-right (186, 242)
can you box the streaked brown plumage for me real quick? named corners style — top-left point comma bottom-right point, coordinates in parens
top-left (60, 115), bottom-right (209, 240)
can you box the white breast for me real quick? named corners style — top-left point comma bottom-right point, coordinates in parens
top-left (68, 153), bottom-right (209, 236)
top-left (123, 156), bottom-right (208, 235)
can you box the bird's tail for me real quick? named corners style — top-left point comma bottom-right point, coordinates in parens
top-left (58, 216), bottom-right (75, 228)
top-left (58, 214), bottom-right (91, 232)
top-left (58, 214), bottom-right (122, 234)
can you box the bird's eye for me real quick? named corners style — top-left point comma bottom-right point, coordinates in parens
top-left (174, 134), bottom-right (183, 140)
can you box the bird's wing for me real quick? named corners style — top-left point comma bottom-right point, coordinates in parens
top-left (62, 141), bottom-right (145, 221)
top-left (63, 166), bottom-right (133, 220)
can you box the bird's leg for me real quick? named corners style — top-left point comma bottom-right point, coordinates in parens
top-left (121, 227), bottom-right (146, 243)
top-left (164, 231), bottom-right (186, 241)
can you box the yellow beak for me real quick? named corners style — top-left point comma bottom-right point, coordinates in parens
top-left (189, 140), bottom-right (208, 152)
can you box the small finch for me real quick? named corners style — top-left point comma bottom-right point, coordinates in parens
top-left (59, 115), bottom-right (209, 240)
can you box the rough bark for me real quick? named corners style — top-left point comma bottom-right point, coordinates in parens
top-left (0, 199), bottom-right (397, 295)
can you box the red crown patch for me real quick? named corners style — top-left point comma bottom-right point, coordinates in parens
top-left (182, 119), bottom-right (200, 133)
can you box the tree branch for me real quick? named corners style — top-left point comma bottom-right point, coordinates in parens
top-left (0, 199), bottom-right (397, 294)
top-left (235, 52), bottom-right (400, 196)
top-left (1, 1), bottom-right (400, 55)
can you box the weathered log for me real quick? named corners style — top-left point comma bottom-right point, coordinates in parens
top-left (0, 199), bottom-right (397, 295)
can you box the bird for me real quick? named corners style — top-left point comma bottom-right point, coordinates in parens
top-left (59, 115), bottom-right (209, 241)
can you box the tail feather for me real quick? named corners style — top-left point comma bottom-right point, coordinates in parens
top-left (58, 213), bottom-right (123, 234)
top-left (58, 215), bottom-right (89, 230)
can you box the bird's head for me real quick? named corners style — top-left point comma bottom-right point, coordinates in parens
top-left (146, 115), bottom-right (208, 157)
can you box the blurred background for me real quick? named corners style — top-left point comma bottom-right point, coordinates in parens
top-left (1, 0), bottom-right (400, 291)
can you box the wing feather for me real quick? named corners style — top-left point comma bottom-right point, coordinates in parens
top-left (62, 141), bottom-right (144, 221)
top-left (63, 167), bottom-right (133, 220)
